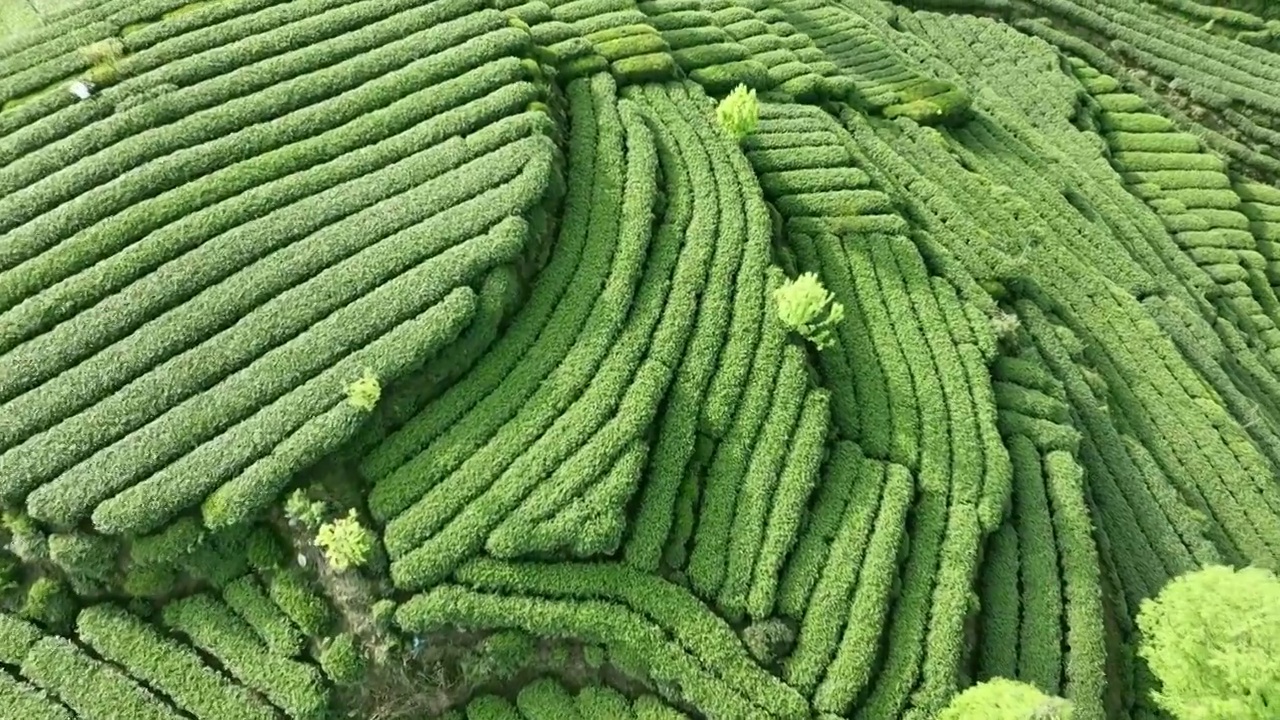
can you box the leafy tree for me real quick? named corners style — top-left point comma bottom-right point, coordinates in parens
top-left (315, 509), bottom-right (374, 571)
top-left (716, 83), bottom-right (759, 141)
top-left (774, 272), bottom-right (845, 350)
top-left (1137, 564), bottom-right (1280, 720)
top-left (939, 677), bottom-right (1072, 719)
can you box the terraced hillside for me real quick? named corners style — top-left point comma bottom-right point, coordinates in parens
top-left (1, 0), bottom-right (1278, 718)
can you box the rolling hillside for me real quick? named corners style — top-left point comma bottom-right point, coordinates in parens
top-left (1, 0), bottom-right (1278, 717)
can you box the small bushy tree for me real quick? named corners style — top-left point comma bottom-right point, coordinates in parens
top-left (939, 678), bottom-right (1072, 719)
top-left (774, 272), bottom-right (845, 350)
top-left (1137, 564), bottom-right (1280, 720)
top-left (284, 489), bottom-right (328, 531)
top-left (716, 83), bottom-right (759, 141)
top-left (345, 369), bottom-right (381, 412)
top-left (315, 509), bottom-right (374, 571)
top-left (742, 618), bottom-right (795, 665)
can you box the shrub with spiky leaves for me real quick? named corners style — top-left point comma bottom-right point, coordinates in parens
top-left (1137, 565), bottom-right (1280, 720)
top-left (717, 83), bottom-right (759, 141)
top-left (315, 510), bottom-right (374, 571)
top-left (774, 272), bottom-right (845, 350)
top-left (346, 369), bottom-right (381, 412)
top-left (939, 678), bottom-right (1073, 719)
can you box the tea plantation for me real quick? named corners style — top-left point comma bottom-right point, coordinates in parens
top-left (2, 0), bottom-right (1279, 717)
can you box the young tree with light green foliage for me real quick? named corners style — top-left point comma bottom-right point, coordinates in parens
top-left (939, 678), bottom-right (1072, 719)
top-left (716, 84), bottom-right (759, 141)
top-left (1137, 564), bottom-right (1280, 720)
top-left (315, 510), bottom-right (374, 571)
top-left (774, 272), bottom-right (845, 350)
top-left (284, 490), bottom-right (328, 532)
top-left (345, 370), bottom-right (381, 412)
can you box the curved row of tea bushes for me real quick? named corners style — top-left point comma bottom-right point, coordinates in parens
top-left (465, 677), bottom-right (691, 718)
top-left (401, 559), bottom-right (808, 719)
top-left (370, 74), bottom-right (634, 586)
top-left (162, 593), bottom-right (328, 720)
top-left (76, 603), bottom-right (280, 720)
top-left (621, 80), bottom-right (775, 574)
top-left (388, 80), bottom-right (755, 589)
top-left (1, 16), bottom-right (560, 533)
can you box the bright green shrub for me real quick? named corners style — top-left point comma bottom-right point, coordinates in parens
top-left (318, 633), bottom-right (365, 685)
top-left (774, 272), bottom-right (844, 350)
top-left (466, 694), bottom-right (522, 719)
top-left (1137, 565), bottom-right (1280, 720)
top-left (716, 82), bottom-right (758, 140)
top-left (345, 370), bottom-right (381, 412)
top-left (576, 685), bottom-right (633, 716)
top-left (315, 509), bottom-right (375, 571)
top-left (76, 604), bottom-right (278, 720)
top-left (939, 678), bottom-right (1073, 719)
top-left (460, 629), bottom-right (538, 685)
top-left (285, 490), bottom-right (328, 532)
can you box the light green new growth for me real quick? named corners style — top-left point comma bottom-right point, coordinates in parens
top-left (346, 370), bottom-right (381, 412)
top-left (1137, 565), bottom-right (1280, 720)
top-left (774, 272), bottom-right (845, 350)
top-left (939, 678), bottom-right (1073, 720)
top-left (717, 83), bottom-right (759, 141)
top-left (315, 509), bottom-right (375, 571)
top-left (284, 489), bottom-right (328, 532)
